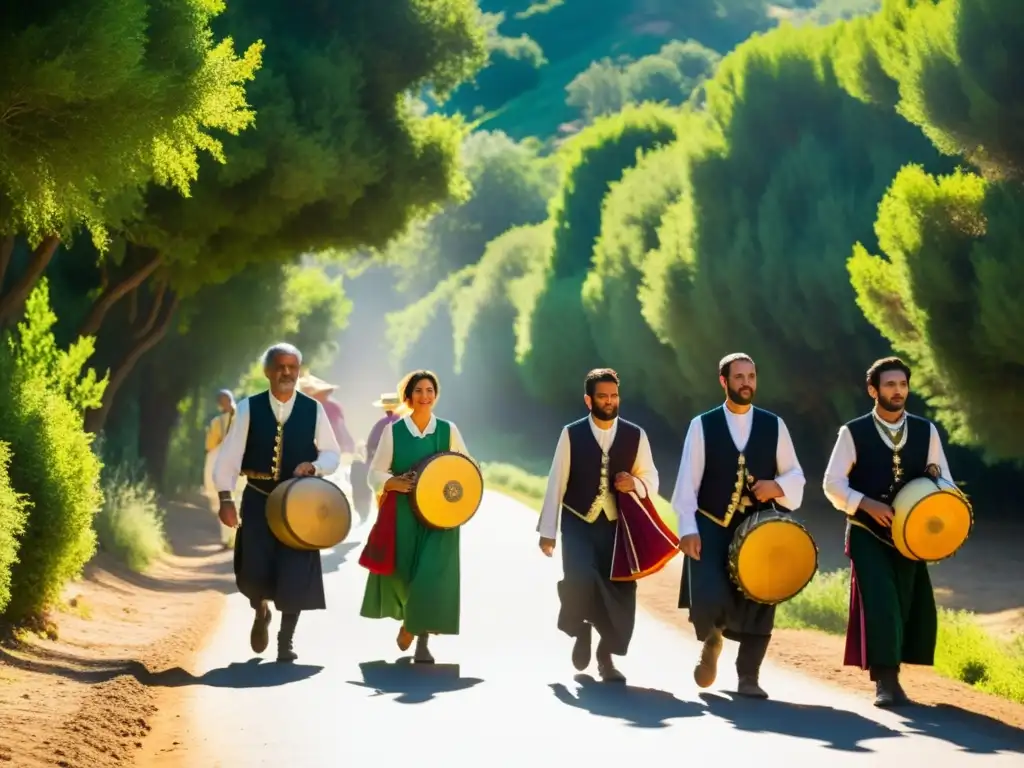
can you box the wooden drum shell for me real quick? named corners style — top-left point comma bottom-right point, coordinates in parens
top-left (266, 476), bottom-right (352, 551)
top-left (891, 476), bottom-right (973, 562)
top-left (727, 510), bottom-right (819, 606)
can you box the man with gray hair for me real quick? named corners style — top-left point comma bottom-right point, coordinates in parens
top-left (214, 342), bottom-right (342, 662)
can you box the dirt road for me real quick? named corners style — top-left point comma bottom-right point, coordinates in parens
top-left (157, 492), bottom-right (1024, 766)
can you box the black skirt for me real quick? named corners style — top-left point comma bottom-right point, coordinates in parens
top-left (233, 484), bottom-right (326, 613)
top-left (557, 511), bottom-right (636, 656)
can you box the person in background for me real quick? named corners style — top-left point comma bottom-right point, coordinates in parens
top-left (351, 393), bottom-right (403, 525)
top-left (298, 374), bottom-right (356, 460)
top-left (204, 389), bottom-right (236, 549)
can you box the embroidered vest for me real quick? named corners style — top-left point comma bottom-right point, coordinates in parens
top-left (562, 417), bottom-right (642, 523)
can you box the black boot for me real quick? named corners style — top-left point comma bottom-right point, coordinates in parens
top-left (595, 639), bottom-right (626, 683)
top-left (735, 634), bottom-right (770, 699)
top-left (414, 634), bottom-right (435, 664)
top-left (277, 612), bottom-right (299, 663)
top-left (250, 601), bottom-right (272, 654)
top-left (571, 623), bottom-right (592, 672)
top-left (871, 666), bottom-right (909, 707)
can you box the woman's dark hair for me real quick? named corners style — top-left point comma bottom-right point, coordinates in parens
top-left (866, 356), bottom-right (911, 389)
top-left (399, 369), bottom-right (440, 403)
top-left (584, 368), bottom-right (619, 398)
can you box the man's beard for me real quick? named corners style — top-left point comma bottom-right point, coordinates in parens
top-left (877, 394), bottom-right (905, 414)
top-left (727, 385), bottom-right (754, 406)
top-left (590, 404), bottom-right (618, 421)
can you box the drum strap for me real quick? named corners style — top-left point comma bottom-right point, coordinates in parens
top-left (246, 482), bottom-right (270, 497)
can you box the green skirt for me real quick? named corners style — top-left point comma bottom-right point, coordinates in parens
top-left (360, 494), bottom-right (461, 635)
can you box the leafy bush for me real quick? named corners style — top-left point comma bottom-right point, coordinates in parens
top-left (0, 283), bottom-right (104, 623)
top-left (95, 465), bottom-right (167, 572)
top-left (0, 442), bottom-right (30, 614)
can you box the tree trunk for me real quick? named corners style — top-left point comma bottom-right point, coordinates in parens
top-left (84, 291), bottom-right (180, 435)
top-left (78, 249), bottom-right (163, 337)
top-left (0, 235), bottom-right (15, 291)
top-left (137, 362), bottom-right (183, 492)
top-left (0, 235), bottom-right (61, 326)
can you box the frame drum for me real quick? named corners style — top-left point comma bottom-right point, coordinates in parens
top-left (891, 476), bottom-right (973, 562)
top-left (409, 451), bottom-right (484, 530)
top-left (728, 509), bottom-right (818, 605)
top-left (266, 476), bottom-right (352, 551)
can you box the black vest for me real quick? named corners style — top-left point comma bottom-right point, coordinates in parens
top-left (563, 417), bottom-right (642, 522)
top-left (697, 405), bottom-right (780, 525)
top-left (846, 411), bottom-right (930, 544)
top-left (240, 391), bottom-right (320, 493)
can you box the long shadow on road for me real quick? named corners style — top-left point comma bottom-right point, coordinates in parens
top-left (346, 658), bottom-right (484, 704)
top-left (699, 692), bottom-right (1024, 755)
top-left (550, 674), bottom-right (703, 728)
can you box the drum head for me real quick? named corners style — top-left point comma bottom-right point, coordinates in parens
top-left (898, 489), bottom-right (972, 562)
top-left (734, 517), bottom-right (817, 604)
top-left (412, 452), bottom-right (483, 529)
top-left (273, 477), bottom-right (352, 550)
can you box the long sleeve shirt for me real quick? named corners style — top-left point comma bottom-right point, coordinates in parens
top-left (366, 412), bottom-right (400, 465)
top-left (822, 414), bottom-right (952, 515)
top-left (670, 405), bottom-right (805, 538)
top-left (205, 411), bottom-right (234, 453)
top-left (367, 414), bottom-right (470, 495)
top-left (213, 391), bottom-right (342, 493)
top-left (537, 417), bottom-right (660, 541)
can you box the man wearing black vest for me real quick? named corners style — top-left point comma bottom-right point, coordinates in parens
top-left (823, 356), bottom-right (951, 707)
top-left (671, 353), bottom-right (805, 699)
top-left (214, 343), bottom-right (341, 662)
top-left (537, 368), bottom-right (660, 682)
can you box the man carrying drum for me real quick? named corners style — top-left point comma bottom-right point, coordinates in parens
top-left (671, 353), bottom-right (806, 699)
top-left (823, 356), bottom-right (952, 708)
top-left (214, 343), bottom-right (342, 663)
top-left (537, 368), bottom-right (661, 683)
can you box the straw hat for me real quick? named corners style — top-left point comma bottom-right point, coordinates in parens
top-left (297, 374), bottom-right (337, 397)
top-left (372, 392), bottom-right (401, 409)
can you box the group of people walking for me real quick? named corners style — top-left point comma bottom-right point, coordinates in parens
top-left (208, 342), bottom-right (954, 711)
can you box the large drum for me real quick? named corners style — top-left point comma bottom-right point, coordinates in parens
top-left (728, 509), bottom-right (818, 605)
top-left (891, 476), bottom-right (973, 562)
top-left (266, 476), bottom-right (352, 550)
top-left (409, 451), bottom-right (483, 530)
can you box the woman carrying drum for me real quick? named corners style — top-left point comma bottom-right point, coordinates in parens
top-left (358, 370), bottom-right (472, 663)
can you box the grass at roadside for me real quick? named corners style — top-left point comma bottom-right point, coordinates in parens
top-left (94, 467), bottom-right (168, 572)
top-left (482, 461), bottom-right (1024, 705)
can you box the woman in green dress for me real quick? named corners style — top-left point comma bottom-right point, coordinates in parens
top-left (359, 370), bottom-right (471, 663)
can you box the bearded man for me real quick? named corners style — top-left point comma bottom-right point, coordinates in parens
top-left (823, 356), bottom-right (952, 707)
top-left (671, 353), bottom-right (805, 698)
top-left (536, 368), bottom-right (660, 683)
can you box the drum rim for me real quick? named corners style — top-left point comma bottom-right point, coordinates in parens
top-left (893, 479), bottom-right (974, 563)
top-left (409, 450), bottom-right (484, 530)
top-left (273, 475), bottom-right (352, 550)
top-left (729, 512), bottom-right (819, 606)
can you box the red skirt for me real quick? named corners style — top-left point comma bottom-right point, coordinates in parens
top-left (359, 492), bottom-right (398, 575)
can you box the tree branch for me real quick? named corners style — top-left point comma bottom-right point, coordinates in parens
top-left (0, 235), bottom-right (61, 327)
top-left (134, 281), bottom-right (168, 340)
top-left (78, 250), bottom-right (163, 337)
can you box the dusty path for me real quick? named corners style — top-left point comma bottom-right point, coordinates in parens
top-left (150, 492), bottom-right (1023, 766)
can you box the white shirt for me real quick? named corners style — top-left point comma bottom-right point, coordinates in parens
top-left (537, 417), bottom-right (660, 540)
top-left (822, 412), bottom-right (952, 515)
top-left (213, 391), bottom-right (342, 492)
top-left (670, 404), bottom-right (805, 538)
top-left (367, 414), bottom-right (470, 494)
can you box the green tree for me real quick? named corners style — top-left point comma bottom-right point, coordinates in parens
top-left (517, 103), bottom-right (682, 408)
top-left (639, 22), bottom-right (950, 445)
top-left (848, 167), bottom-right (1024, 463)
top-left (0, 0), bottom-right (262, 323)
top-left (0, 442), bottom-right (29, 615)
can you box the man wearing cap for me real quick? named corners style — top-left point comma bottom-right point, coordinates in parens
top-left (298, 373), bottom-right (356, 457)
top-left (204, 389), bottom-right (237, 549)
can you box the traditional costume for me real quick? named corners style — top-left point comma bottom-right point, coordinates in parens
top-left (538, 415), bottom-right (660, 683)
top-left (213, 389), bottom-right (341, 661)
top-left (823, 409), bottom-right (950, 706)
top-left (298, 374), bottom-right (356, 455)
top-left (358, 413), bottom-right (470, 663)
top-left (671, 403), bottom-right (805, 698)
top-left (203, 394), bottom-right (235, 547)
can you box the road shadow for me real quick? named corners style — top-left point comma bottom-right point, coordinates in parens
top-left (550, 674), bottom-right (704, 728)
top-left (898, 703), bottom-right (1024, 755)
top-left (321, 542), bottom-right (360, 573)
top-left (0, 646), bottom-right (321, 689)
top-left (698, 692), bottom-right (902, 753)
top-left (346, 658), bottom-right (483, 704)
